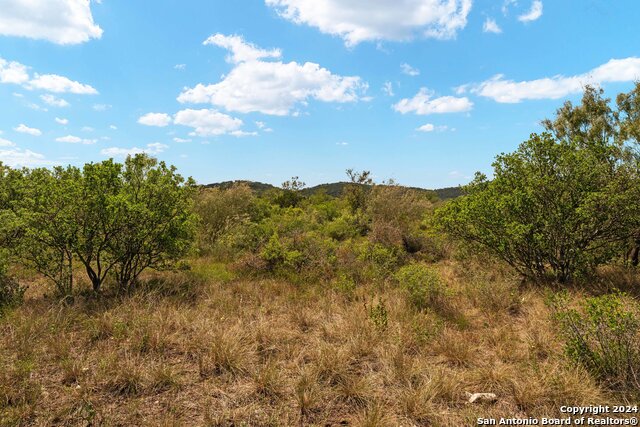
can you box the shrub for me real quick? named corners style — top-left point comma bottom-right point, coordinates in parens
top-left (435, 86), bottom-right (640, 283)
top-left (195, 183), bottom-right (253, 252)
top-left (395, 264), bottom-right (447, 311)
top-left (0, 264), bottom-right (25, 312)
top-left (551, 292), bottom-right (640, 391)
top-left (368, 299), bottom-right (389, 331)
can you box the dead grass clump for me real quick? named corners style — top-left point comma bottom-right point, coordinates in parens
top-left (101, 355), bottom-right (146, 396)
top-left (197, 325), bottom-right (253, 378)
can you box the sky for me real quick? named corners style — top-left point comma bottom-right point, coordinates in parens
top-left (0, 0), bottom-right (639, 189)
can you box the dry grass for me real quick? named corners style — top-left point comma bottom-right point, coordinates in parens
top-left (0, 258), bottom-right (634, 426)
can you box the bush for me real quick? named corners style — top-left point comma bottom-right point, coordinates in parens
top-left (195, 183), bottom-right (254, 252)
top-left (551, 292), bottom-right (640, 391)
top-left (395, 264), bottom-right (447, 311)
top-left (435, 87), bottom-right (640, 284)
top-left (0, 270), bottom-right (25, 312)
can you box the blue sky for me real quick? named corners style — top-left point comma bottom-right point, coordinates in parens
top-left (0, 0), bottom-right (639, 188)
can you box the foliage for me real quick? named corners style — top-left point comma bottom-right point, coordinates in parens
top-left (195, 183), bottom-right (254, 252)
top-left (368, 299), bottom-right (388, 331)
top-left (0, 256), bottom-right (25, 312)
top-left (394, 263), bottom-right (447, 311)
top-left (0, 154), bottom-right (196, 296)
top-left (551, 291), bottom-right (640, 392)
top-left (436, 85), bottom-right (640, 283)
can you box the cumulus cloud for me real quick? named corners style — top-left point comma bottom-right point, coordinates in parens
top-left (55, 135), bottom-right (97, 144)
top-left (518, 0), bottom-right (543, 22)
top-left (41, 94), bottom-right (69, 107)
top-left (265, 0), bottom-right (473, 46)
top-left (417, 123), bottom-right (435, 132)
top-left (174, 109), bottom-right (244, 137)
top-left (0, 0), bottom-right (103, 45)
top-left (14, 124), bottom-right (42, 136)
top-left (401, 63), bottom-right (420, 76)
top-left (0, 148), bottom-right (54, 167)
top-left (0, 56), bottom-right (97, 95)
top-left (0, 58), bottom-right (29, 84)
top-left (138, 112), bottom-right (172, 127)
top-left (101, 142), bottom-right (168, 158)
top-left (203, 33), bottom-right (281, 64)
top-left (483, 18), bottom-right (502, 33)
top-left (55, 117), bottom-right (68, 125)
top-left (469, 57), bottom-right (640, 103)
top-left (173, 137), bottom-right (192, 143)
top-left (394, 88), bottom-right (473, 114)
top-left (179, 37), bottom-right (367, 116)
top-left (0, 138), bottom-right (16, 147)
top-left (28, 73), bottom-right (98, 94)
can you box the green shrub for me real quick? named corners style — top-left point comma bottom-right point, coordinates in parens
top-left (551, 292), bottom-right (640, 391)
top-left (368, 299), bottom-right (388, 331)
top-left (0, 272), bottom-right (25, 312)
top-left (395, 264), bottom-right (447, 311)
top-left (358, 242), bottom-right (401, 278)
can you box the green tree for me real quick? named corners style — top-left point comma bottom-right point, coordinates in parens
top-left (436, 86), bottom-right (640, 283)
top-left (14, 166), bottom-right (80, 297)
top-left (106, 154), bottom-right (197, 291)
top-left (4, 154), bottom-right (196, 295)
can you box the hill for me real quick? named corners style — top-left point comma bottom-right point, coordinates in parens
top-left (205, 180), bottom-right (463, 200)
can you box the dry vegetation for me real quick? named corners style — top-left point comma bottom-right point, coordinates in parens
top-left (1, 256), bottom-right (637, 426)
top-left (3, 85), bottom-right (640, 425)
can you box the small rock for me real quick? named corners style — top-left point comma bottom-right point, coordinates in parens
top-left (467, 392), bottom-right (498, 404)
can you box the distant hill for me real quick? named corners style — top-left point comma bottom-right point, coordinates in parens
top-left (204, 180), bottom-right (463, 200)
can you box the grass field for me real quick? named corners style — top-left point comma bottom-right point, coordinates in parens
top-left (2, 256), bottom-right (637, 426)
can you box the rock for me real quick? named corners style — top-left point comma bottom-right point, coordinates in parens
top-left (466, 392), bottom-right (498, 404)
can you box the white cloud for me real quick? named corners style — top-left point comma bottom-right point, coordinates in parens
top-left (0, 0), bottom-right (103, 45)
top-left (382, 82), bottom-right (394, 96)
top-left (40, 94), bottom-right (70, 107)
top-left (417, 123), bottom-right (450, 132)
top-left (336, 141), bottom-right (348, 146)
top-left (55, 135), bottom-right (97, 144)
top-left (81, 126), bottom-right (94, 132)
top-left (483, 18), bottom-right (502, 34)
top-left (0, 56), bottom-right (98, 95)
top-left (518, 0), bottom-right (543, 22)
top-left (0, 148), bottom-right (54, 167)
top-left (230, 130), bottom-right (258, 137)
top-left (109, 124), bottom-right (117, 130)
top-left (93, 104), bottom-right (110, 111)
top-left (203, 33), bottom-right (282, 64)
top-left (178, 59), bottom-right (366, 116)
top-left (394, 88), bottom-right (473, 114)
top-left (0, 138), bottom-right (15, 147)
top-left (174, 108), bottom-right (244, 137)
top-left (417, 123), bottom-right (435, 132)
top-left (470, 57), bottom-right (640, 103)
top-left (265, 0), bottom-right (473, 46)
top-left (14, 124), bottom-right (42, 136)
top-left (173, 137), bottom-right (192, 143)
top-left (401, 63), bottom-right (420, 76)
top-left (138, 112), bottom-right (172, 127)
top-left (55, 117), bottom-right (68, 125)
top-left (174, 64), bottom-right (186, 70)
top-left (0, 57), bottom-right (29, 84)
top-left (502, 0), bottom-right (517, 15)
top-left (101, 142), bottom-right (168, 158)
top-left (28, 73), bottom-right (97, 94)
top-left (27, 103), bottom-right (47, 111)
